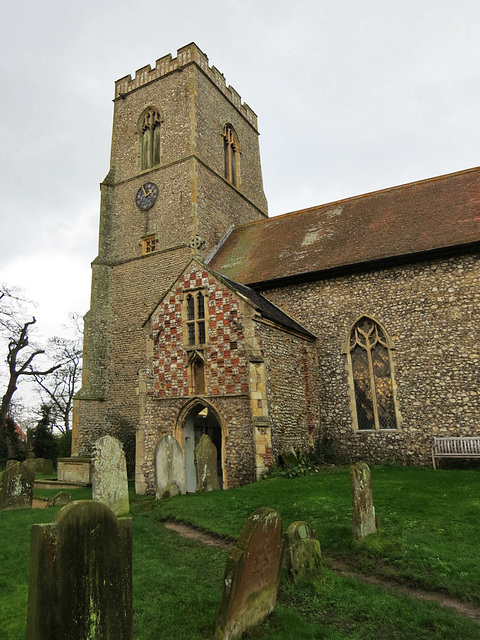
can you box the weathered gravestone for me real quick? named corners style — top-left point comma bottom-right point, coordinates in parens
top-left (41, 458), bottom-right (54, 475)
top-left (155, 434), bottom-right (185, 498)
top-left (27, 500), bottom-right (132, 640)
top-left (0, 461), bottom-right (34, 510)
top-left (214, 507), bottom-right (283, 640)
top-left (350, 462), bottom-right (378, 540)
top-left (92, 435), bottom-right (129, 516)
top-left (24, 458), bottom-right (39, 474)
top-left (46, 491), bottom-right (72, 508)
top-left (195, 434), bottom-right (219, 492)
top-left (283, 521), bottom-right (322, 584)
top-left (25, 458), bottom-right (55, 475)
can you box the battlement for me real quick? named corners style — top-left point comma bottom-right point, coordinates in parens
top-left (114, 43), bottom-right (258, 130)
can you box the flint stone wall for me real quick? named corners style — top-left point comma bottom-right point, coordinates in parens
top-left (262, 254), bottom-right (480, 465)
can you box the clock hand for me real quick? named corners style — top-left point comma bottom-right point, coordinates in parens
top-left (142, 185), bottom-right (147, 197)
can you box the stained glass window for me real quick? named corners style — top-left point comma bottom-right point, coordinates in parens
top-left (348, 317), bottom-right (397, 431)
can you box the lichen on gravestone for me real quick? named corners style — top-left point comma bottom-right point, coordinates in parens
top-left (195, 434), bottom-right (219, 492)
top-left (350, 462), bottom-right (378, 541)
top-left (283, 521), bottom-right (322, 583)
top-left (92, 436), bottom-right (129, 516)
top-left (26, 500), bottom-right (132, 640)
top-left (214, 507), bottom-right (283, 640)
top-left (0, 461), bottom-right (34, 510)
top-left (155, 434), bottom-right (185, 499)
top-left (46, 491), bottom-right (72, 508)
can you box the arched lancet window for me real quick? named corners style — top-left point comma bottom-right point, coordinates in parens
top-left (184, 290), bottom-right (207, 347)
top-left (140, 108), bottom-right (161, 171)
top-left (345, 316), bottom-right (399, 431)
top-left (223, 125), bottom-right (239, 187)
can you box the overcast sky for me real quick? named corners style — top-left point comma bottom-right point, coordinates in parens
top-left (1, 0), bottom-right (480, 407)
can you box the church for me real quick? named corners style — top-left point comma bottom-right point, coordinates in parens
top-left (72, 43), bottom-right (480, 494)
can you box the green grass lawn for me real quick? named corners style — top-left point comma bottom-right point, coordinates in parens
top-left (1, 466), bottom-right (480, 639)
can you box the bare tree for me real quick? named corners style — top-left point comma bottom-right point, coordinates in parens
top-left (0, 287), bottom-right (59, 458)
top-left (33, 314), bottom-right (83, 433)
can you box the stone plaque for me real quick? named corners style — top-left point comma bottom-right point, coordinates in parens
top-left (195, 434), bottom-right (219, 492)
top-left (214, 507), bottom-right (283, 640)
top-left (0, 461), bottom-right (34, 510)
top-left (351, 462), bottom-right (378, 540)
top-left (155, 434), bottom-right (185, 498)
top-left (27, 500), bottom-right (132, 640)
top-left (92, 436), bottom-right (129, 516)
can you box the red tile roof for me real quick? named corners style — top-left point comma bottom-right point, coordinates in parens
top-left (208, 166), bottom-right (480, 285)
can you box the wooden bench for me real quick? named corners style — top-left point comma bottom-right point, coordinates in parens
top-left (431, 437), bottom-right (480, 470)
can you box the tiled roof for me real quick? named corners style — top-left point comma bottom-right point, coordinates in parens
top-left (208, 166), bottom-right (480, 285)
top-left (212, 270), bottom-right (316, 339)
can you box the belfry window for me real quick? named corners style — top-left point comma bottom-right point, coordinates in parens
top-left (184, 290), bottom-right (207, 347)
top-left (345, 316), bottom-right (399, 431)
top-left (142, 234), bottom-right (157, 255)
top-left (223, 125), bottom-right (239, 187)
top-left (140, 108), bottom-right (161, 171)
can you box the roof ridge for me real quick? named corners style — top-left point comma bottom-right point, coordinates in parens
top-left (229, 165), bottom-right (480, 230)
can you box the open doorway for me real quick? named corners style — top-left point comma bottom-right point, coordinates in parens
top-left (183, 404), bottom-right (223, 493)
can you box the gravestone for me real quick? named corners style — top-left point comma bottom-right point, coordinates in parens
top-left (92, 436), bottom-right (129, 516)
top-left (214, 507), bottom-right (283, 640)
top-left (41, 459), bottom-right (54, 475)
top-left (155, 434), bottom-right (185, 498)
top-left (0, 461), bottom-right (34, 510)
top-left (283, 521), bottom-right (322, 583)
top-left (27, 500), bottom-right (132, 640)
top-left (25, 458), bottom-right (54, 475)
top-left (46, 491), bottom-right (72, 508)
top-left (350, 462), bottom-right (378, 540)
top-left (24, 458), bottom-right (40, 474)
top-left (195, 434), bottom-right (219, 492)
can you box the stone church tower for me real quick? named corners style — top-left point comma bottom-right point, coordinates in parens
top-left (73, 44), bottom-right (268, 461)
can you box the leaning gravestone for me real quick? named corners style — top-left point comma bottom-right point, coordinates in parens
top-left (46, 491), bottom-right (72, 508)
top-left (284, 521), bottom-right (322, 584)
top-left (0, 461), bottom-right (34, 510)
top-left (92, 436), bottom-right (129, 516)
top-left (195, 434), bottom-right (219, 492)
top-left (350, 462), bottom-right (378, 540)
top-left (155, 434), bottom-right (185, 498)
top-left (26, 500), bottom-right (132, 640)
top-left (214, 507), bottom-right (283, 640)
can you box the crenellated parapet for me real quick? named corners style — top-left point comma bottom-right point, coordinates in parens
top-left (114, 42), bottom-right (258, 129)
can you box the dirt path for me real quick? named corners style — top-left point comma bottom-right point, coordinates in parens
top-left (164, 520), bottom-right (480, 623)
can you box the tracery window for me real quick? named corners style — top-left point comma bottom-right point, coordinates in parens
top-left (184, 290), bottom-right (207, 347)
top-left (140, 108), bottom-right (161, 171)
top-left (223, 125), bottom-right (239, 187)
top-left (345, 316), bottom-right (399, 431)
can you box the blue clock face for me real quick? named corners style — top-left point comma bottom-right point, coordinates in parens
top-left (136, 182), bottom-right (159, 210)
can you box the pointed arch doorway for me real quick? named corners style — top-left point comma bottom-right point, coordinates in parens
top-left (175, 401), bottom-right (225, 493)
